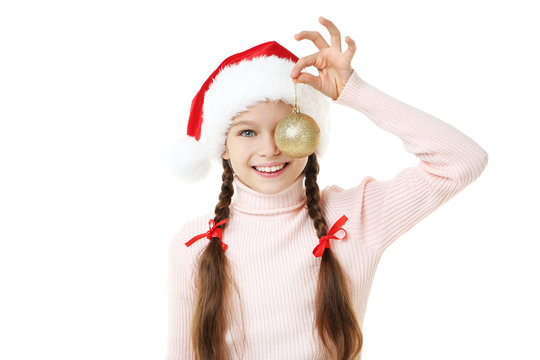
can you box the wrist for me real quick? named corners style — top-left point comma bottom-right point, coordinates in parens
top-left (336, 68), bottom-right (355, 101)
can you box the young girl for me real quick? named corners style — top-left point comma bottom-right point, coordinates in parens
top-left (166, 17), bottom-right (488, 360)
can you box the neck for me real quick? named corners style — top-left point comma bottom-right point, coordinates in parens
top-left (231, 174), bottom-right (306, 215)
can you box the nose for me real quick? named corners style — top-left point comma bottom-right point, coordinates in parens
top-left (258, 132), bottom-right (281, 157)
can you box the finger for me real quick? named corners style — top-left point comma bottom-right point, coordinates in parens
top-left (293, 72), bottom-right (321, 93)
top-left (290, 52), bottom-right (319, 79)
top-left (294, 30), bottom-right (329, 50)
top-left (319, 16), bottom-right (341, 52)
top-left (343, 36), bottom-right (357, 63)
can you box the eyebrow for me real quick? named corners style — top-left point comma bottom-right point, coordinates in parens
top-left (230, 120), bottom-right (258, 128)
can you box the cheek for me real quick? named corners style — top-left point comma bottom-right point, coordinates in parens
top-left (228, 146), bottom-right (249, 163)
top-left (230, 140), bottom-right (253, 154)
top-left (298, 159), bottom-right (309, 172)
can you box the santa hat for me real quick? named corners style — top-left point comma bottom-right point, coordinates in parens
top-left (167, 40), bottom-right (331, 183)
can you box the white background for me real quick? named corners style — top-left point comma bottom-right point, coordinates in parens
top-left (1, 0), bottom-right (538, 359)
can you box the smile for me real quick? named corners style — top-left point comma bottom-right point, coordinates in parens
top-left (252, 162), bottom-right (289, 176)
top-left (253, 163), bottom-right (288, 172)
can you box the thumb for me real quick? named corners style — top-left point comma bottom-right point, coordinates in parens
top-left (293, 72), bottom-right (320, 92)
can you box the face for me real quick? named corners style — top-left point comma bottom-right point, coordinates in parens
top-left (221, 100), bottom-right (308, 194)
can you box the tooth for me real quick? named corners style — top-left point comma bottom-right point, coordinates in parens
top-left (256, 163), bottom-right (285, 172)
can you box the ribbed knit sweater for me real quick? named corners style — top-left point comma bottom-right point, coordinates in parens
top-left (166, 70), bottom-right (489, 359)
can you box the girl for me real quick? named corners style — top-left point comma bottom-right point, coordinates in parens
top-left (166, 16), bottom-right (488, 360)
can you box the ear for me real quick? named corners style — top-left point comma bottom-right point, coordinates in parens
top-left (222, 148), bottom-right (229, 160)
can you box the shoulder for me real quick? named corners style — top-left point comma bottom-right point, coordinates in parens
top-left (320, 176), bottom-right (377, 210)
top-left (169, 209), bottom-right (216, 264)
top-left (318, 176), bottom-right (379, 248)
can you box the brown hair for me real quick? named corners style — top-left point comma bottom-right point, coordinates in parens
top-left (191, 153), bottom-right (362, 359)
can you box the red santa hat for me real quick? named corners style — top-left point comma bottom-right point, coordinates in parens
top-left (167, 40), bottom-right (331, 183)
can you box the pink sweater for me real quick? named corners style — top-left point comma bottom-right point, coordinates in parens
top-left (166, 70), bottom-right (488, 359)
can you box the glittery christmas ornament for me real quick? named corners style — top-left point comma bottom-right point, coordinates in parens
top-left (275, 82), bottom-right (320, 158)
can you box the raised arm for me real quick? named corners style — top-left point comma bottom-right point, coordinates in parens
top-left (323, 69), bottom-right (488, 253)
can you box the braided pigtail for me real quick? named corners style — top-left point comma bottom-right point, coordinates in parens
top-left (304, 153), bottom-right (363, 360)
top-left (191, 158), bottom-right (237, 360)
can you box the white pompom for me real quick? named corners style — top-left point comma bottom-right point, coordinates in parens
top-left (167, 137), bottom-right (212, 183)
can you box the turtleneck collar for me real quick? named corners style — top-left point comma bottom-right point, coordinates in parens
top-left (231, 174), bottom-right (307, 215)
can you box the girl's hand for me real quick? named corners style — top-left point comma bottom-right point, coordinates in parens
top-left (290, 16), bottom-right (356, 101)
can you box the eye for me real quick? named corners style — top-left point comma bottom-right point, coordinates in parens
top-left (239, 129), bottom-right (256, 137)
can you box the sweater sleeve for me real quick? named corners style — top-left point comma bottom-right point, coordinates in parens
top-left (323, 69), bottom-right (488, 253)
top-left (165, 227), bottom-right (197, 360)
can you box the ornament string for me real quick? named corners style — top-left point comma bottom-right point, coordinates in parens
top-left (293, 79), bottom-right (301, 114)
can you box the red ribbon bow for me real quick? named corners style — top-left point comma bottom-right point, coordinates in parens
top-left (312, 215), bottom-right (348, 257)
top-left (185, 219), bottom-right (229, 251)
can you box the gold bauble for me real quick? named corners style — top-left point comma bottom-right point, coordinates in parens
top-left (275, 104), bottom-right (320, 158)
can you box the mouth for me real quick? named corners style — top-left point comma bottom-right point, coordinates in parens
top-left (251, 162), bottom-right (289, 174)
